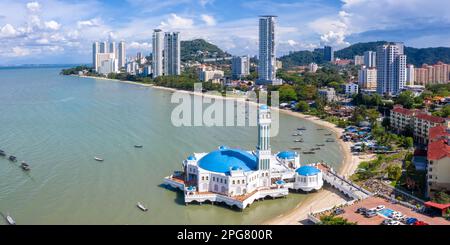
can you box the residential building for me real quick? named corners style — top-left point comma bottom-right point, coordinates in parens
top-left (109, 42), bottom-right (117, 59)
top-left (152, 29), bottom-right (164, 78)
top-left (324, 46), bottom-right (334, 62)
top-left (199, 66), bottom-right (224, 84)
top-left (376, 43), bottom-right (407, 95)
top-left (92, 42), bottom-right (99, 70)
top-left (276, 60), bottom-right (283, 69)
top-left (364, 51), bottom-right (376, 68)
top-left (257, 16), bottom-right (279, 85)
top-left (97, 53), bottom-right (117, 75)
top-left (318, 87), bottom-right (337, 102)
top-left (342, 83), bottom-right (359, 95)
top-left (308, 63), bottom-right (318, 73)
top-left (406, 64), bottom-right (415, 85)
top-left (414, 62), bottom-right (450, 85)
top-left (99, 41), bottom-right (108, 53)
top-left (358, 66), bottom-right (377, 90)
top-left (118, 41), bottom-right (126, 69)
top-left (164, 32), bottom-right (181, 76)
top-left (354, 55), bottom-right (364, 66)
top-left (390, 105), bottom-right (447, 145)
top-left (231, 56), bottom-right (250, 79)
top-left (427, 124), bottom-right (450, 197)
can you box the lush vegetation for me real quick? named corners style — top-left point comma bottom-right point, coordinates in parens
top-left (278, 50), bottom-right (324, 68)
top-left (319, 214), bottom-right (357, 225)
top-left (181, 39), bottom-right (230, 62)
top-left (432, 191), bottom-right (450, 204)
top-left (60, 65), bottom-right (92, 75)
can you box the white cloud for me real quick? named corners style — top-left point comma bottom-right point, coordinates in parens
top-left (77, 18), bottom-right (102, 28)
top-left (36, 38), bottom-right (49, 44)
top-left (26, 1), bottom-right (40, 12)
top-left (160, 14), bottom-right (194, 29)
top-left (44, 20), bottom-right (61, 30)
top-left (12, 47), bottom-right (31, 57)
top-left (0, 24), bottom-right (18, 38)
top-left (201, 14), bottom-right (216, 26)
top-left (199, 0), bottom-right (214, 7)
top-left (129, 41), bottom-right (152, 50)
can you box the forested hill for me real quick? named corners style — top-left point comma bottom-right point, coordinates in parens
top-left (181, 39), bottom-right (231, 62)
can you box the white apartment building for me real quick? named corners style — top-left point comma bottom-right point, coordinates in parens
top-left (152, 29), bottom-right (164, 78)
top-left (343, 83), bottom-right (359, 95)
top-left (309, 63), bottom-right (318, 73)
top-left (97, 53), bottom-right (118, 75)
top-left (164, 32), bottom-right (181, 76)
top-left (354, 55), bottom-right (364, 66)
top-left (231, 56), bottom-right (250, 79)
top-left (376, 43), bottom-right (407, 95)
top-left (199, 67), bottom-right (224, 84)
top-left (406, 64), bottom-right (415, 85)
top-left (257, 16), bottom-right (278, 85)
top-left (358, 66), bottom-right (377, 90)
top-left (364, 51), bottom-right (376, 68)
top-left (118, 41), bottom-right (126, 69)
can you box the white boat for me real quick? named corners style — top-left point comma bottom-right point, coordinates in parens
top-left (94, 157), bottom-right (104, 162)
top-left (6, 215), bottom-right (16, 225)
top-left (137, 202), bottom-right (148, 212)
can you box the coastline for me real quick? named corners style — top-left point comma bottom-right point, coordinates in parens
top-left (73, 74), bottom-right (374, 225)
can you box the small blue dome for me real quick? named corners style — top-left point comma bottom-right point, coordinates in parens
top-left (198, 148), bottom-right (257, 174)
top-left (275, 180), bottom-right (286, 185)
top-left (277, 151), bottom-right (297, 159)
top-left (296, 166), bottom-right (321, 176)
top-left (260, 105), bottom-right (269, 110)
top-left (187, 155), bottom-right (196, 161)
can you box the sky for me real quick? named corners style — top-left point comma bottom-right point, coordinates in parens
top-left (1, 0), bottom-right (450, 65)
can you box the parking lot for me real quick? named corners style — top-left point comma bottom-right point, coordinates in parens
top-left (322, 197), bottom-right (449, 225)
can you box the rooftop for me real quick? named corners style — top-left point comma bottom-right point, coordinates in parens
top-left (427, 139), bottom-right (450, 161)
top-left (296, 165), bottom-right (321, 176)
top-left (392, 107), bottom-right (416, 116)
top-left (197, 148), bottom-right (257, 174)
top-left (415, 113), bottom-right (446, 124)
top-left (429, 125), bottom-right (450, 142)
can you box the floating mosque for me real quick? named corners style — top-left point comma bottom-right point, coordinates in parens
top-left (163, 105), bottom-right (324, 210)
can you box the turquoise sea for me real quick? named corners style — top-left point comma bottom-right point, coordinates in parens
top-left (0, 67), bottom-right (343, 224)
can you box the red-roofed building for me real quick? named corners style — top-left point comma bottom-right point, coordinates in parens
top-left (427, 125), bottom-right (450, 198)
top-left (390, 105), bottom-right (419, 134)
top-left (414, 113), bottom-right (448, 144)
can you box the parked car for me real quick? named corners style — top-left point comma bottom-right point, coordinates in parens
top-left (356, 207), bottom-right (367, 214)
top-left (334, 209), bottom-right (345, 215)
top-left (365, 211), bottom-right (377, 218)
top-left (405, 218), bottom-right (418, 225)
top-left (413, 221), bottom-right (429, 226)
top-left (375, 205), bottom-right (385, 211)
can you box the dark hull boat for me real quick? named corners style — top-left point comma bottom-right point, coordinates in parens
top-left (8, 156), bottom-right (17, 162)
top-left (21, 162), bottom-right (31, 171)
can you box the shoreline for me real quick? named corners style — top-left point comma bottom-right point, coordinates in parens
top-left (73, 74), bottom-right (374, 225)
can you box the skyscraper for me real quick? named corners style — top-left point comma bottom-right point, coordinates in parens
top-left (258, 16), bottom-right (277, 85)
top-left (324, 46), bottom-right (334, 62)
top-left (118, 41), bottom-right (126, 69)
top-left (152, 29), bottom-right (164, 78)
top-left (364, 51), bottom-right (377, 68)
top-left (376, 43), bottom-right (407, 95)
top-left (99, 41), bottom-right (108, 53)
top-left (231, 55), bottom-right (250, 79)
top-left (164, 32), bottom-right (181, 76)
top-left (406, 64), bottom-right (415, 85)
top-left (92, 42), bottom-right (99, 70)
top-left (109, 42), bottom-right (117, 59)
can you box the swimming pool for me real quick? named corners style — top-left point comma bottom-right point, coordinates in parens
top-left (378, 209), bottom-right (395, 218)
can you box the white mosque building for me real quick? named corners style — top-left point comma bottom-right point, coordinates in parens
top-left (164, 105), bottom-right (323, 209)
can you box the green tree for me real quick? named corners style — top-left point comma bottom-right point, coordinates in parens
top-left (278, 84), bottom-right (298, 102)
top-left (387, 165), bottom-right (402, 181)
top-left (319, 215), bottom-right (357, 225)
top-left (295, 101), bottom-right (310, 112)
top-left (403, 137), bottom-right (414, 149)
top-left (395, 91), bottom-right (415, 109)
top-left (432, 191), bottom-right (450, 204)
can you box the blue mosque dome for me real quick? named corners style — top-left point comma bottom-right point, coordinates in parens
top-left (260, 105), bottom-right (269, 110)
top-left (198, 148), bottom-right (257, 174)
top-left (187, 155), bottom-right (196, 161)
top-left (277, 151), bottom-right (297, 160)
top-left (296, 166), bottom-right (321, 176)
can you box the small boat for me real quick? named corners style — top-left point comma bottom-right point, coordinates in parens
top-left (0, 150), bottom-right (5, 156)
top-left (94, 157), bottom-right (104, 162)
top-left (297, 127), bottom-right (306, 131)
top-left (325, 133), bottom-right (333, 136)
top-left (137, 202), bottom-right (148, 212)
top-left (6, 214), bottom-right (16, 225)
top-left (317, 128), bottom-right (325, 131)
top-left (316, 144), bottom-right (325, 147)
top-left (21, 162), bottom-right (31, 171)
top-left (134, 145), bottom-right (143, 148)
top-left (294, 139), bottom-right (304, 143)
top-left (290, 147), bottom-right (302, 150)
top-left (326, 139), bottom-right (335, 142)
top-left (8, 156), bottom-right (17, 162)
top-left (292, 133), bottom-right (301, 136)
top-left (311, 148), bottom-right (321, 151)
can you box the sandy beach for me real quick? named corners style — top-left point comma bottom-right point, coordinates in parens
top-left (75, 75), bottom-right (374, 225)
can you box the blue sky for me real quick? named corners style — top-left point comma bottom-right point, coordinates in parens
top-left (1, 0), bottom-right (450, 65)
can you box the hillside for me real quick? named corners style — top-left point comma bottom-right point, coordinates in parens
top-left (181, 39), bottom-right (231, 62)
top-left (280, 41), bottom-right (450, 68)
